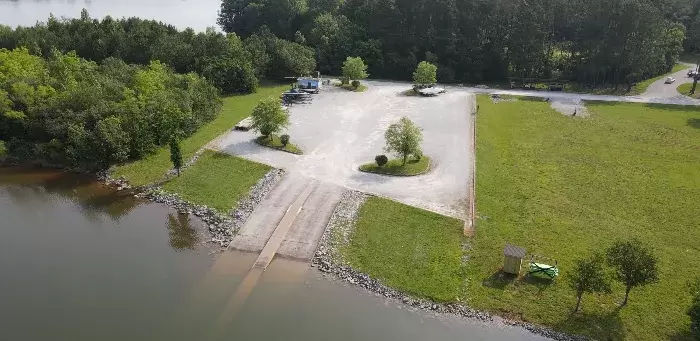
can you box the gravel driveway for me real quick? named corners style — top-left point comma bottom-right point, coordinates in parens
top-left (217, 80), bottom-right (475, 219)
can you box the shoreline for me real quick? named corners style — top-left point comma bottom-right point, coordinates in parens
top-left (311, 190), bottom-right (587, 341)
top-left (100, 165), bottom-right (284, 249)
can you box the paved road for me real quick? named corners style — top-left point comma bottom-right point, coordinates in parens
top-left (642, 63), bottom-right (697, 99)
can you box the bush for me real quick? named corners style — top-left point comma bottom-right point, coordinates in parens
top-left (280, 134), bottom-right (290, 146)
top-left (341, 77), bottom-right (350, 85)
top-left (375, 155), bottom-right (388, 167)
top-left (351, 80), bottom-right (361, 88)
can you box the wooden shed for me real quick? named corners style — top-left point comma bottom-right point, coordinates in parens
top-left (503, 244), bottom-right (526, 275)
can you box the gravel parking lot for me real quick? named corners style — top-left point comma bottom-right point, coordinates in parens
top-left (217, 80), bottom-right (475, 219)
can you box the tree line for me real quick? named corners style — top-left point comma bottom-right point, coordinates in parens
top-left (0, 10), bottom-right (317, 94)
top-left (219, 0), bottom-right (690, 88)
top-left (0, 47), bottom-right (220, 170)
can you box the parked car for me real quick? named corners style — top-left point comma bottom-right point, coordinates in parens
top-left (665, 77), bottom-right (676, 84)
top-left (688, 70), bottom-right (698, 78)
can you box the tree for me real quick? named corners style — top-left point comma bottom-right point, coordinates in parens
top-left (690, 279), bottom-right (700, 338)
top-left (384, 117), bottom-right (423, 165)
top-left (567, 253), bottom-right (611, 312)
top-left (342, 57), bottom-right (368, 84)
top-left (413, 61), bottom-right (437, 86)
top-left (606, 239), bottom-right (659, 306)
top-left (169, 137), bottom-right (183, 176)
top-left (250, 97), bottom-right (289, 138)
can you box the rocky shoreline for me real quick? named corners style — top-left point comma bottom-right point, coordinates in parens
top-left (312, 190), bottom-right (588, 341)
top-left (100, 168), bottom-right (284, 249)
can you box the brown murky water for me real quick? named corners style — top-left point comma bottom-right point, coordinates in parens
top-left (0, 167), bottom-right (547, 340)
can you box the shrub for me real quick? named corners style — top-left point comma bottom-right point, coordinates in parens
top-left (375, 154), bottom-right (388, 167)
top-left (414, 150), bottom-right (423, 161)
top-left (341, 77), bottom-right (350, 85)
top-left (280, 134), bottom-right (290, 146)
top-left (351, 80), bottom-right (360, 88)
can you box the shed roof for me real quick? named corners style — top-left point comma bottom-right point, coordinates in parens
top-left (504, 244), bottom-right (526, 258)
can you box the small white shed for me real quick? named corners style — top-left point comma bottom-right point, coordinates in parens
top-left (503, 244), bottom-right (526, 275)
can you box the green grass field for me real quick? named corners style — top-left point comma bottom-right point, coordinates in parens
top-left (161, 150), bottom-right (270, 212)
top-left (255, 135), bottom-right (303, 154)
top-left (630, 63), bottom-right (687, 95)
top-left (341, 197), bottom-right (466, 302)
top-left (111, 84), bottom-right (288, 186)
top-left (470, 96), bottom-right (700, 340)
top-left (359, 157), bottom-right (430, 176)
top-left (678, 82), bottom-right (700, 99)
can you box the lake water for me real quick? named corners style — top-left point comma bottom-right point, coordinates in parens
top-left (0, 0), bottom-right (222, 31)
top-left (0, 167), bottom-right (547, 340)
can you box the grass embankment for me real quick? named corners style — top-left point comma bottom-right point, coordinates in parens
top-left (359, 157), bottom-right (430, 176)
top-left (161, 150), bottom-right (270, 212)
top-left (470, 96), bottom-right (700, 340)
top-left (677, 83), bottom-right (700, 99)
top-left (111, 84), bottom-right (288, 186)
top-left (254, 135), bottom-right (303, 154)
top-left (341, 197), bottom-right (467, 302)
top-left (630, 63), bottom-right (687, 95)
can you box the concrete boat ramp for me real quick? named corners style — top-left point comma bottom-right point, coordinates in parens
top-left (229, 173), bottom-right (344, 269)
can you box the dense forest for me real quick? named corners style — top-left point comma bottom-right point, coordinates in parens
top-left (0, 48), bottom-right (220, 170)
top-left (0, 10), bottom-right (317, 94)
top-left (219, 0), bottom-right (695, 86)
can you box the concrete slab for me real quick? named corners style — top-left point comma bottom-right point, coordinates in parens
top-left (229, 175), bottom-right (311, 253)
top-left (252, 181), bottom-right (315, 269)
top-left (277, 181), bottom-right (344, 260)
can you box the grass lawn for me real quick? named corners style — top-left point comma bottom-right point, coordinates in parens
top-left (254, 134), bottom-right (303, 154)
top-left (630, 63), bottom-right (687, 95)
top-left (341, 197), bottom-right (467, 302)
top-left (161, 150), bottom-right (270, 212)
top-left (470, 95), bottom-right (700, 340)
top-left (677, 82), bottom-right (700, 99)
top-left (359, 156), bottom-right (430, 176)
top-left (111, 84), bottom-right (288, 186)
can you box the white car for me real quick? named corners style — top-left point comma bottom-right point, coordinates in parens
top-left (665, 77), bottom-right (676, 84)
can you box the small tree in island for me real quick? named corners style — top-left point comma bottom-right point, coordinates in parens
top-left (385, 117), bottom-right (423, 165)
top-left (568, 253), bottom-right (611, 313)
top-left (606, 239), bottom-right (659, 306)
top-left (413, 61), bottom-right (437, 89)
top-left (250, 97), bottom-right (289, 140)
top-left (169, 137), bottom-right (183, 176)
top-left (341, 56), bottom-right (368, 88)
